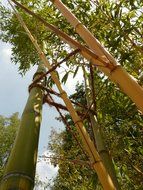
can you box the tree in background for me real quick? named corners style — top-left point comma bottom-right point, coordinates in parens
top-left (0, 113), bottom-right (20, 179)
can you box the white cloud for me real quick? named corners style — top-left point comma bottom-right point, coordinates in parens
top-left (1, 0), bottom-right (11, 7)
top-left (36, 150), bottom-right (59, 188)
top-left (64, 68), bottom-right (83, 95)
top-left (1, 47), bottom-right (12, 57)
top-left (36, 160), bottom-right (58, 181)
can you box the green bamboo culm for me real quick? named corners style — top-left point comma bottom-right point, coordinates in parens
top-left (0, 63), bottom-right (46, 190)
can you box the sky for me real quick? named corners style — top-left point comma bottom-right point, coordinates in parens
top-left (0, 0), bottom-right (83, 187)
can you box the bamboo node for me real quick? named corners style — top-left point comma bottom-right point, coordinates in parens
top-left (29, 71), bottom-right (46, 92)
top-left (91, 160), bottom-right (102, 168)
top-left (1, 172), bottom-right (34, 184)
top-left (109, 65), bottom-right (121, 74)
top-left (40, 52), bottom-right (44, 56)
top-left (75, 22), bottom-right (82, 30)
top-left (60, 90), bottom-right (67, 97)
top-left (28, 83), bottom-right (44, 93)
top-left (74, 119), bottom-right (83, 125)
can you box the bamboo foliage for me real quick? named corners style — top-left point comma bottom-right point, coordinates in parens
top-left (8, 3), bottom-right (116, 190)
top-left (51, 0), bottom-right (143, 114)
top-left (0, 63), bottom-right (46, 190)
top-left (11, 0), bottom-right (112, 76)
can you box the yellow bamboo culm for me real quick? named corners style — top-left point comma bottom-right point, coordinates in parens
top-left (51, 0), bottom-right (143, 114)
top-left (9, 2), bottom-right (115, 190)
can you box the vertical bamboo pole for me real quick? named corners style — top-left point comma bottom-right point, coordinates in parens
top-left (10, 4), bottom-right (115, 189)
top-left (83, 66), bottom-right (120, 189)
top-left (0, 63), bottom-right (46, 190)
top-left (51, 0), bottom-right (143, 114)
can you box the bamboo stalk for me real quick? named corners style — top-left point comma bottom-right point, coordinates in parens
top-left (51, 0), bottom-right (143, 114)
top-left (10, 4), bottom-right (115, 190)
top-left (83, 66), bottom-right (120, 189)
top-left (0, 63), bottom-right (46, 189)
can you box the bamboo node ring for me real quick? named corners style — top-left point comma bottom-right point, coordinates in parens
top-left (91, 160), bottom-right (102, 168)
top-left (74, 119), bottom-right (82, 125)
top-left (1, 172), bottom-right (34, 184)
top-left (109, 65), bottom-right (121, 74)
top-left (60, 91), bottom-right (66, 97)
top-left (75, 22), bottom-right (82, 30)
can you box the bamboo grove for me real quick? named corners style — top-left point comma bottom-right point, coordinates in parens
top-left (0, 0), bottom-right (142, 189)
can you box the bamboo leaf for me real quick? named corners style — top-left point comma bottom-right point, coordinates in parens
top-left (61, 72), bottom-right (69, 84)
top-left (73, 66), bottom-right (79, 78)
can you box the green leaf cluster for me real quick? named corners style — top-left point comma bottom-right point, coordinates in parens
top-left (0, 113), bottom-right (20, 179)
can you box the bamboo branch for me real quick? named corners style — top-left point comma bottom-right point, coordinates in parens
top-left (39, 155), bottom-right (91, 167)
top-left (10, 0), bottom-right (143, 113)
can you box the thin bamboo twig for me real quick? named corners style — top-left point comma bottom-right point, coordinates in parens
top-left (124, 149), bottom-right (143, 176)
top-left (126, 35), bottom-right (143, 54)
top-left (44, 94), bottom-right (89, 118)
top-left (44, 87), bottom-right (97, 115)
top-left (39, 155), bottom-right (91, 167)
top-left (29, 49), bottom-right (80, 89)
top-left (10, 3), bottom-right (115, 189)
top-left (89, 63), bottom-right (97, 114)
top-left (44, 96), bottom-right (68, 111)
